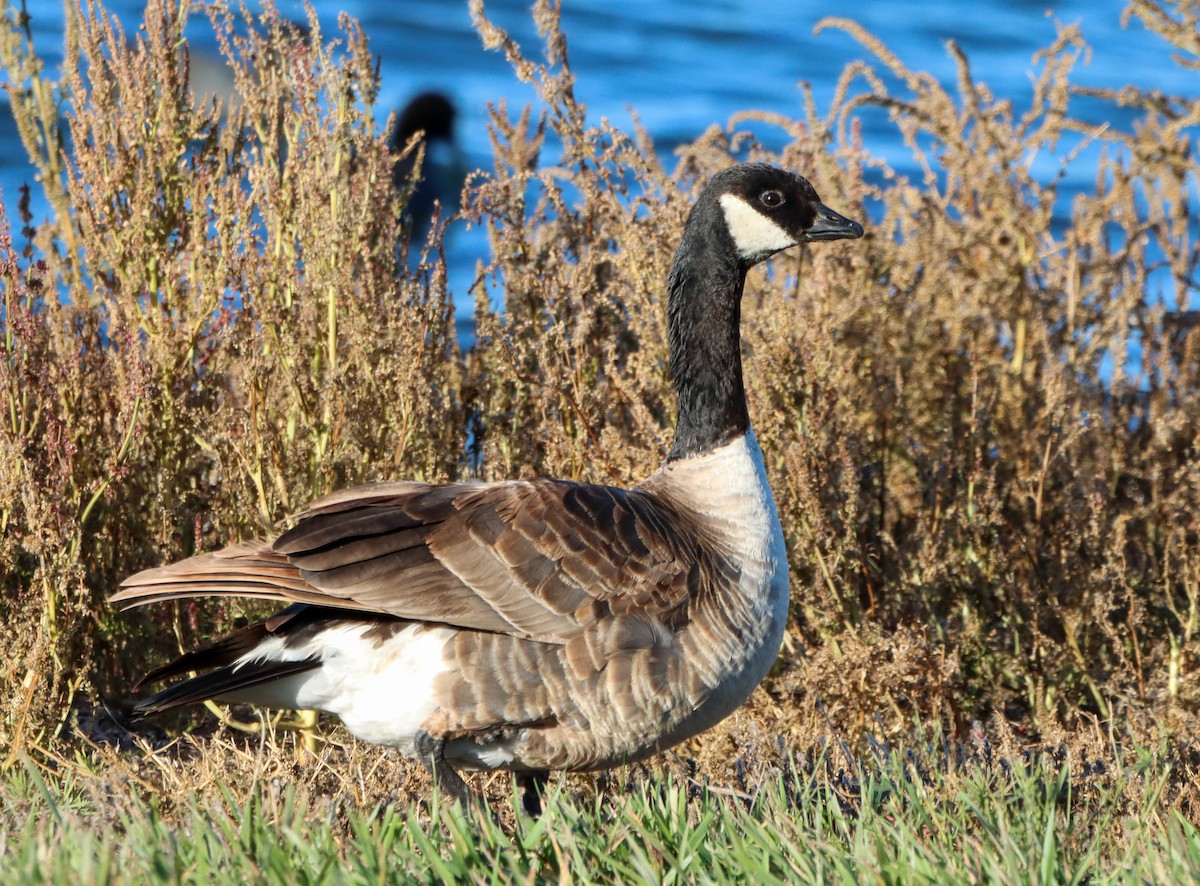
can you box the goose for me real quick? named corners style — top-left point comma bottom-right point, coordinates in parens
top-left (390, 91), bottom-right (465, 240)
top-left (112, 163), bottom-right (863, 814)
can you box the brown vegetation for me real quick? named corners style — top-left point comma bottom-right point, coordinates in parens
top-left (1, 0), bottom-right (1198, 820)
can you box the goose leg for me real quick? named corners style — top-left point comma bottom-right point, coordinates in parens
top-left (414, 731), bottom-right (474, 805)
top-left (517, 770), bottom-right (550, 817)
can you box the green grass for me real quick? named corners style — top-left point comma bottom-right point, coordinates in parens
top-left (3, 743), bottom-right (1198, 884)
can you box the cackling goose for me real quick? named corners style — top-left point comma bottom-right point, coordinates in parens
top-left (112, 163), bottom-right (864, 813)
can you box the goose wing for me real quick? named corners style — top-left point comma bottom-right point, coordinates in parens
top-left (112, 479), bottom-right (701, 643)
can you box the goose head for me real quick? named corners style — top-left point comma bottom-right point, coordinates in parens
top-left (392, 91), bottom-right (458, 150)
top-left (666, 164), bottom-right (863, 460)
top-left (697, 163), bottom-right (863, 266)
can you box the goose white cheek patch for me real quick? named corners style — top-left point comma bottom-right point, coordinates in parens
top-left (719, 194), bottom-right (797, 260)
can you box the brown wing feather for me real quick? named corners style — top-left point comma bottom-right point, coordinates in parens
top-left (113, 479), bottom-right (700, 645)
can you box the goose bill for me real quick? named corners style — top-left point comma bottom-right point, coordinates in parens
top-left (804, 204), bottom-right (865, 241)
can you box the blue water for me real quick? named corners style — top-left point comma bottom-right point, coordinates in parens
top-left (2, 0), bottom-right (1195, 331)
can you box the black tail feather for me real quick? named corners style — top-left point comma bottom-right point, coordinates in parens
top-left (132, 658), bottom-right (321, 719)
top-left (133, 603), bottom-right (321, 692)
top-left (134, 623), bottom-right (267, 691)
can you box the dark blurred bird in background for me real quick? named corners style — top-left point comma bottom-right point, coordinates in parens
top-left (390, 90), bottom-right (466, 244)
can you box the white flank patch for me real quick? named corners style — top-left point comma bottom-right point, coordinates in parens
top-left (230, 622), bottom-right (456, 756)
top-left (718, 193), bottom-right (797, 260)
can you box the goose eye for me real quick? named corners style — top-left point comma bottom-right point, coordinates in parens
top-left (760, 190), bottom-right (784, 208)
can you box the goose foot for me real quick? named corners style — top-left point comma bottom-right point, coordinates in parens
top-left (414, 730), bottom-right (475, 806)
top-left (517, 770), bottom-right (550, 817)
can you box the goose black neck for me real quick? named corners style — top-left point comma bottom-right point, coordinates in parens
top-left (666, 218), bottom-right (750, 461)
